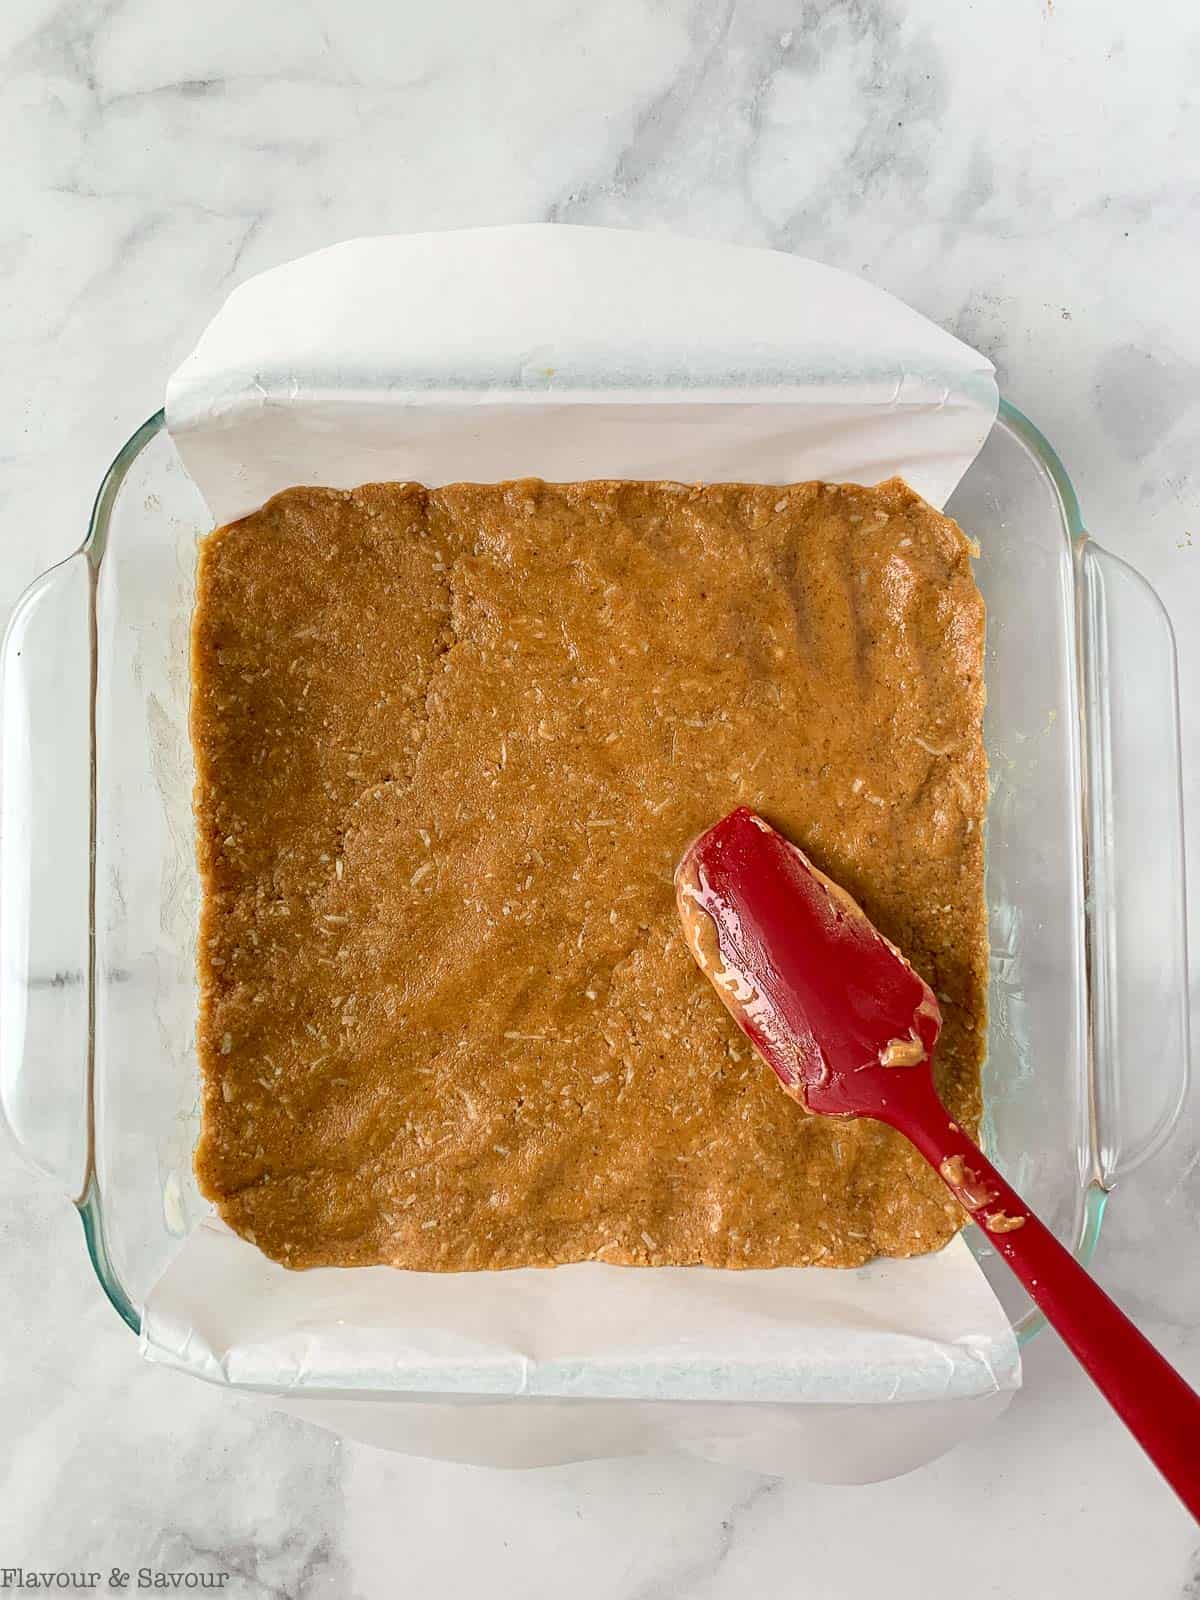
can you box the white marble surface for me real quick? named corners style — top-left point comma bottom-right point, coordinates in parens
top-left (1, 0), bottom-right (1198, 1592)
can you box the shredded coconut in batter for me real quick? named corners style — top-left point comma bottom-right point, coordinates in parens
top-left (191, 477), bottom-right (987, 1270)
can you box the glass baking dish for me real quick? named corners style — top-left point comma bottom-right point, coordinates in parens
top-left (0, 401), bottom-right (1189, 1353)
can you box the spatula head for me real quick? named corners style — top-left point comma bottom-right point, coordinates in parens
top-left (674, 807), bottom-right (941, 1119)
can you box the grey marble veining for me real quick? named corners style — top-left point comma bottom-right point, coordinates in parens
top-left (2, 0), bottom-right (1199, 1593)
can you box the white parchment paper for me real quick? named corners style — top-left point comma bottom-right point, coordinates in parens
top-left (152, 226), bottom-right (1016, 1476)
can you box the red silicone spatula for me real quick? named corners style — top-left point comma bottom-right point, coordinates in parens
top-left (676, 806), bottom-right (1200, 1520)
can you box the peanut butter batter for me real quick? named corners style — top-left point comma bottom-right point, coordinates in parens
top-left (192, 477), bottom-right (987, 1271)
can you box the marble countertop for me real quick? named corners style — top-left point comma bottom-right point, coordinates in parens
top-left (2, 0), bottom-right (1198, 1592)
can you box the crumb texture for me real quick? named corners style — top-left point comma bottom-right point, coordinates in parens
top-left (191, 477), bottom-right (988, 1270)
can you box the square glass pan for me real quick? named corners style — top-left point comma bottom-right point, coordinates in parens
top-left (1, 401), bottom-right (1189, 1356)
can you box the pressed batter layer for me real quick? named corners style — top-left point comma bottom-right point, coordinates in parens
top-left (192, 478), bottom-right (987, 1270)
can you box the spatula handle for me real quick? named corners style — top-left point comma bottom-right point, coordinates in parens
top-left (891, 1090), bottom-right (1200, 1523)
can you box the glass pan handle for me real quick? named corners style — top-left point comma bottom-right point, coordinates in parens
top-left (1078, 539), bottom-right (1190, 1183)
top-left (0, 552), bottom-right (94, 1200)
